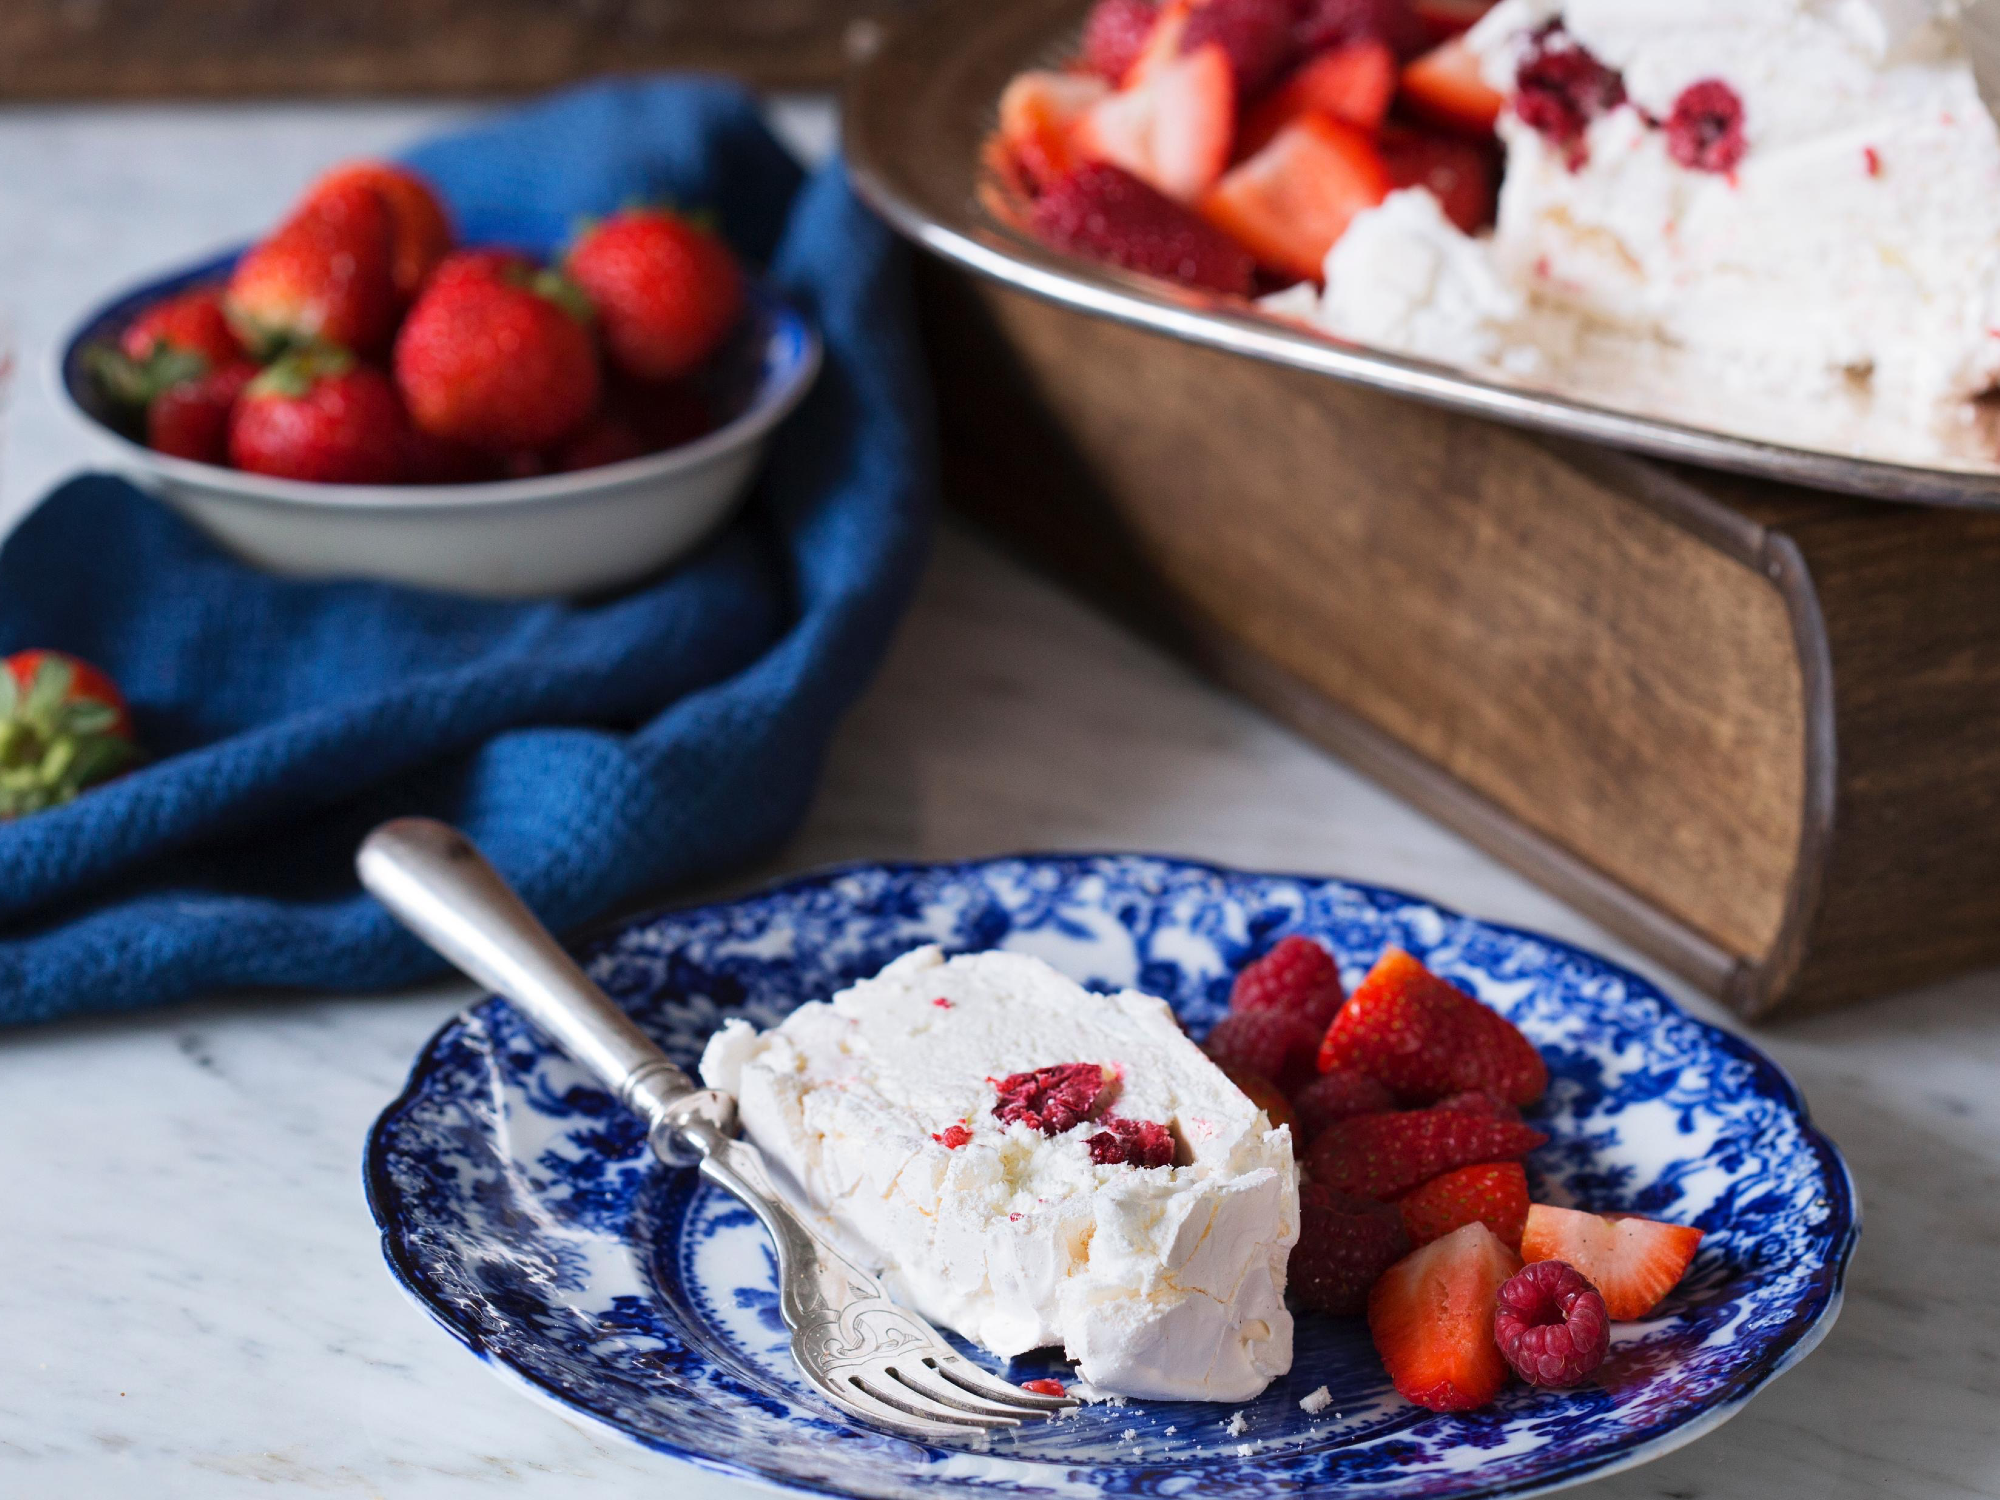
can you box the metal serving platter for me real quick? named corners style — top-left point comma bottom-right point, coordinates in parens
top-left (844, 0), bottom-right (2000, 509)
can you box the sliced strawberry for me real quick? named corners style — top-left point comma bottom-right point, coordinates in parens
top-left (1317, 948), bottom-right (1546, 1106)
top-left (1308, 1105), bottom-right (1546, 1200)
top-left (1400, 36), bottom-right (1504, 136)
top-left (1083, 0), bottom-right (1162, 83)
top-left (1124, 0), bottom-right (1194, 86)
top-left (1519, 1205), bottom-right (1704, 1320)
top-left (1379, 124), bottom-right (1498, 232)
top-left (1029, 162), bottom-right (1256, 294)
top-left (1399, 1161), bottom-right (1529, 1249)
top-left (1217, 1062), bottom-right (1297, 1129)
top-left (1368, 1221), bottom-right (1521, 1411)
top-left (1180, 0), bottom-right (1297, 99)
top-left (1292, 1067), bottom-right (1395, 1143)
top-left (1412, 0), bottom-right (1496, 46)
top-left (1292, 1181), bottom-right (1410, 1314)
top-left (1199, 113), bottom-right (1388, 282)
top-left (1239, 41), bottom-right (1398, 157)
top-left (1076, 42), bottom-right (1236, 203)
top-left (1000, 70), bottom-right (1112, 190)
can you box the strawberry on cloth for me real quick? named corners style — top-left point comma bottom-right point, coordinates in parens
top-left (0, 79), bottom-right (932, 1028)
top-left (0, 653), bottom-right (140, 819)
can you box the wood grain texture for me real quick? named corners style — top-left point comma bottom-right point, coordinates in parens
top-left (917, 258), bottom-right (2000, 1015)
top-left (0, 0), bottom-right (908, 97)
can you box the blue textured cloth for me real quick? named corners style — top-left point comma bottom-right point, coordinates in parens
top-left (0, 80), bottom-right (932, 1026)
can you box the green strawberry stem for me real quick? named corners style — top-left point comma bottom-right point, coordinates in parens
top-left (0, 659), bottom-right (139, 819)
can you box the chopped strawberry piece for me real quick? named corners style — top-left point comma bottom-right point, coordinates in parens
top-left (1308, 1105), bottom-right (1547, 1200)
top-left (1083, 0), bottom-right (1162, 82)
top-left (1020, 1377), bottom-right (1069, 1397)
top-left (1181, 0), bottom-right (1297, 99)
top-left (1124, 0), bottom-right (1195, 86)
top-left (1379, 124), bottom-right (1498, 232)
top-left (1216, 1061), bottom-right (1297, 1129)
top-left (1204, 1007), bottom-right (1322, 1087)
top-left (1230, 933), bottom-right (1345, 1029)
top-left (1076, 43), bottom-right (1237, 202)
top-left (1400, 36), bottom-right (1504, 136)
top-left (991, 1062), bottom-right (1111, 1133)
top-left (1199, 113), bottom-right (1389, 282)
top-left (1087, 1115), bottom-right (1176, 1165)
top-left (1398, 1160), bottom-right (1529, 1249)
top-left (1520, 1204), bottom-right (1704, 1320)
top-left (1239, 41), bottom-right (1398, 157)
top-left (1294, 0), bottom-right (1425, 59)
top-left (1411, 0), bottom-right (1495, 45)
top-left (1291, 1067), bottom-right (1395, 1142)
top-left (1029, 162), bottom-right (1256, 295)
top-left (1291, 1181), bottom-right (1410, 1314)
top-left (1317, 948), bottom-right (1546, 1106)
top-left (1000, 70), bottom-right (1112, 190)
top-left (1368, 1221), bottom-right (1521, 1411)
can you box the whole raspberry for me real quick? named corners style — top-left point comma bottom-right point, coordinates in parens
top-left (1082, 0), bottom-right (1158, 82)
top-left (1087, 1115), bottom-right (1176, 1166)
top-left (1291, 1068), bottom-right (1394, 1143)
top-left (991, 1063), bottom-right (1110, 1134)
top-left (1230, 934), bottom-right (1345, 1030)
top-left (1290, 1181), bottom-right (1409, 1315)
top-left (1665, 79), bottom-right (1747, 174)
top-left (1204, 1008), bottom-right (1321, 1090)
top-left (1514, 24), bottom-right (1627, 168)
top-left (1493, 1259), bottom-right (1610, 1388)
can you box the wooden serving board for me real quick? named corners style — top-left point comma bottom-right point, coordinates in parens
top-left (915, 258), bottom-right (2000, 1018)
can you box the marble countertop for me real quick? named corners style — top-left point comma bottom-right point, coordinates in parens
top-left (0, 102), bottom-right (1992, 1500)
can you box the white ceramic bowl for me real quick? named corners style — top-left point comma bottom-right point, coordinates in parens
top-left (53, 250), bottom-right (820, 598)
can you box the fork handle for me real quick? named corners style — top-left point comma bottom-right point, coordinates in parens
top-left (356, 817), bottom-right (736, 1166)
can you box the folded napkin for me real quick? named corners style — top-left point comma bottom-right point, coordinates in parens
top-left (0, 80), bottom-right (932, 1026)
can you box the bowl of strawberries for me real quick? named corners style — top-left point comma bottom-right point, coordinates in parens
top-left (55, 160), bottom-right (819, 599)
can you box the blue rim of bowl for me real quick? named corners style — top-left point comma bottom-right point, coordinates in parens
top-left (362, 851), bottom-right (1860, 1500)
top-left (51, 245), bottom-right (821, 512)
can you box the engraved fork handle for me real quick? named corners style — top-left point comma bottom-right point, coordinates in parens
top-left (356, 817), bottom-right (736, 1166)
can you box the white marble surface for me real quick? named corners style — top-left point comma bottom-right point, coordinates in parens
top-left (0, 103), bottom-right (1995, 1500)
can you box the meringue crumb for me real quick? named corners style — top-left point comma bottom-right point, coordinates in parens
top-left (1225, 1411), bottom-right (1249, 1437)
top-left (1299, 1386), bottom-right (1333, 1415)
top-left (1237, 1443), bottom-right (1254, 1457)
top-left (1164, 1425), bottom-right (1177, 1435)
top-left (1122, 1428), bottom-right (1137, 1441)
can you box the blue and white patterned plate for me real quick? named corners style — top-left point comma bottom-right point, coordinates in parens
top-left (365, 855), bottom-right (1857, 1500)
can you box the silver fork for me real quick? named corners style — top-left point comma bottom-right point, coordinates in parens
top-left (356, 817), bottom-right (1076, 1442)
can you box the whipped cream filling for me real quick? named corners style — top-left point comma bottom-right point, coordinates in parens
top-left (699, 946), bottom-right (1299, 1402)
top-left (1268, 0), bottom-right (2000, 463)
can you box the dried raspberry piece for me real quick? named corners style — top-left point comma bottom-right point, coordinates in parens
top-left (932, 1124), bottom-right (973, 1149)
top-left (1087, 1115), bottom-right (1176, 1166)
top-left (991, 1063), bottom-right (1111, 1134)
top-left (1514, 24), bottom-right (1626, 167)
top-left (1665, 79), bottom-right (1746, 174)
top-left (1020, 1377), bottom-right (1069, 1397)
top-left (1290, 1181), bottom-right (1410, 1314)
top-left (1204, 1008), bottom-right (1321, 1089)
top-left (1292, 1068), bottom-right (1395, 1143)
top-left (1492, 1258), bottom-right (1610, 1388)
top-left (1229, 934), bottom-right (1345, 1030)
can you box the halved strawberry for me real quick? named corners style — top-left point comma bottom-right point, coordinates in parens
top-left (1083, 0), bottom-right (1162, 82)
top-left (1399, 1160), bottom-right (1529, 1249)
top-left (1308, 1104), bottom-right (1546, 1200)
top-left (1379, 124), bottom-right (1498, 232)
top-left (1412, 0), bottom-right (1496, 46)
top-left (1519, 1205), bottom-right (1704, 1320)
top-left (1199, 113), bottom-right (1388, 282)
top-left (1000, 70), bottom-right (1112, 190)
top-left (1317, 948), bottom-right (1546, 1106)
top-left (1238, 41), bottom-right (1398, 157)
top-left (1368, 1221), bottom-right (1521, 1411)
top-left (1124, 0), bottom-right (1194, 86)
top-left (1075, 42), bottom-right (1236, 203)
top-left (1400, 36), bottom-right (1504, 136)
